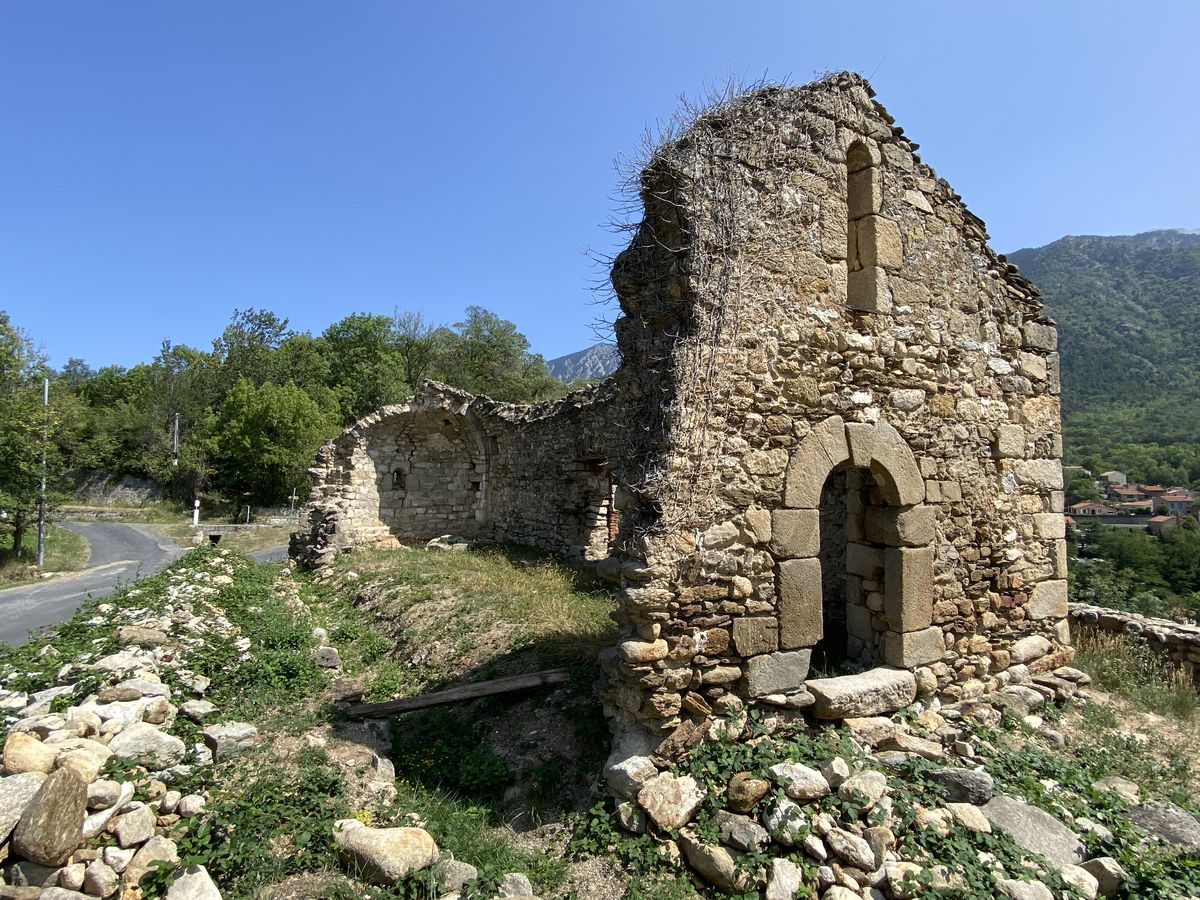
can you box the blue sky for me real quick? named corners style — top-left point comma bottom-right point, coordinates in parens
top-left (2, 2), bottom-right (1198, 370)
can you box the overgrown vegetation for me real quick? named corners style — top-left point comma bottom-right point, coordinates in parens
top-left (1072, 630), bottom-right (1200, 720)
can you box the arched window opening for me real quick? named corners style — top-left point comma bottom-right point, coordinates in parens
top-left (846, 140), bottom-right (891, 312)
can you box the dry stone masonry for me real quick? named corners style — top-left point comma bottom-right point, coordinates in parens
top-left (295, 72), bottom-right (1070, 745)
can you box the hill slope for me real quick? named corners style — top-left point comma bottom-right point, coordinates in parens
top-left (1009, 229), bottom-right (1200, 485)
top-left (546, 343), bottom-right (619, 383)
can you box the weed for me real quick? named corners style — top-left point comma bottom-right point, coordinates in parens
top-left (1073, 630), bottom-right (1200, 720)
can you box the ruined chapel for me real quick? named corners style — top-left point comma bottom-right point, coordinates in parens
top-left (293, 72), bottom-right (1070, 735)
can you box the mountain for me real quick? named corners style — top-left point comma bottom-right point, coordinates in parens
top-left (545, 343), bottom-right (620, 383)
top-left (1008, 229), bottom-right (1200, 485)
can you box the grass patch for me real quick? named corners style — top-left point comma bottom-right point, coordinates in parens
top-left (142, 523), bottom-right (294, 556)
top-left (314, 543), bottom-right (618, 698)
top-left (0, 523), bottom-right (90, 585)
top-left (1072, 629), bottom-right (1200, 720)
top-left (146, 746), bottom-right (351, 899)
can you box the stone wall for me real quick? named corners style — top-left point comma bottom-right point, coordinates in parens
top-left (1070, 602), bottom-right (1200, 687)
top-left (291, 382), bottom-right (628, 567)
top-left (294, 72), bottom-right (1071, 740)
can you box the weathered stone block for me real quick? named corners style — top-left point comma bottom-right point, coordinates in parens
top-left (1032, 513), bottom-right (1065, 540)
top-left (732, 617), bottom-right (779, 657)
top-left (884, 546), bottom-right (934, 633)
top-left (869, 419), bottom-right (925, 505)
top-left (807, 668), bottom-right (917, 719)
top-left (1014, 459), bottom-right (1064, 491)
top-left (846, 542), bottom-right (883, 577)
top-left (1009, 635), bottom-right (1052, 664)
top-left (770, 509), bottom-right (819, 559)
top-left (777, 558), bottom-right (822, 649)
top-left (1022, 321), bottom-right (1058, 351)
top-left (847, 168), bottom-right (881, 218)
top-left (745, 651), bottom-right (812, 697)
top-left (995, 425), bottom-right (1026, 459)
top-left (1027, 580), bottom-right (1068, 619)
top-left (864, 505), bottom-right (935, 547)
top-left (856, 215), bottom-right (903, 271)
top-left (882, 626), bottom-right (945, 667)
top-left (783, 417), bottom-right (848, 509)
top-left (847, 265), bottom-right (891, 313)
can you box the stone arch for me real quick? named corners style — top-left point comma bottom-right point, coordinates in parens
top-left (773, 415), bottom-right (941, 671)
top-left (349, 399), bottom-right (492, 542)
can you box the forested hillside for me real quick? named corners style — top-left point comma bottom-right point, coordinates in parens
top-left (1010, 229), bottom-right (1200, 486)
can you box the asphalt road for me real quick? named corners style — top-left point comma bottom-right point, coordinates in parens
top-left (0, 522), bottom-right (184, 648)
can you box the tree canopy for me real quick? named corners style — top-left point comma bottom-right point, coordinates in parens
top-left (8, 305), bottom-right (569, 509)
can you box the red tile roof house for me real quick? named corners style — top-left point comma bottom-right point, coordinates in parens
top-left (1099, 470), bottom-right (1127, 485)
top-left (1068, 501), bottom-right (1119, 516)
top-left (1157, 491), bottom-right (1198, 516)
top-left (1108, 484), bottom-right (1147, 502)
top-left (1148, 514), bottom-right (1181, 535)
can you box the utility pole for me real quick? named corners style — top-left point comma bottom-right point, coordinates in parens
top-left (289, 487), bottom-right (297, 513)
top-left (172, 413), bottom-right (179, 467)
top-left (36, 377), bottom-right (48, 568)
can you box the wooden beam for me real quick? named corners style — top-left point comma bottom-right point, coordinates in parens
top-left (342, 667), bottom-right (572, 719)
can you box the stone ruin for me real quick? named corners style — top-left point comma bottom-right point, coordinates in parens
top-left (293, 72), bottom-right (1069, 742)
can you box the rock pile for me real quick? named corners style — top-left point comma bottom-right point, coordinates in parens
top-left (602, 664), bottom-right (1196, 899)
top-left (0, 553), bottom-right (260, 898)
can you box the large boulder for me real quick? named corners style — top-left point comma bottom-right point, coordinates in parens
top-left (807, 669), bottom-right (916, 719)
top-left (166, 864), bottom-right (223, 899)
top-left (1124, 801), bottom-right (1200, 850)
top-left (107, 723), bottom-right (186, 769)
top-left (332, 820), bottom-right (438, 884)
top-left (11, 768), bottom-right (88, 866)
top-left (3, 733), bottom-right (59, 775)
top-left (982, 795), bottom-right (1084, 866)
top-left (0, 772), bottom-right (48, 842)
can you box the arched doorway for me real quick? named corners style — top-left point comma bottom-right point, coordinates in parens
top-left (773, 415), bottom-right (942, 673)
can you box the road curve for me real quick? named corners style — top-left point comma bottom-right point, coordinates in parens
top-left (0, 522), bottom-right (184, 648)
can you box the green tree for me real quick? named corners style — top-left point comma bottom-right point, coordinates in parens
top-left (207, 379), bottom-right (337, 505)
top-left (432, 306), bottom-right (565, 402)
top-left (0, 313), bottom-right (55, 558)
top-left (321, 313), bottom-right (408, 422)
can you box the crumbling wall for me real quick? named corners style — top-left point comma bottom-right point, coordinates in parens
top-left (597, 73), bottom-right (1069, 738)
top-left (290, 382), bottom-right (628, 567)
top-left (294, 73), bottom-right (1069, 738)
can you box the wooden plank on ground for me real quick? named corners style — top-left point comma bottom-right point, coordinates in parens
top-left (342, 667), bottom-right (571, 718)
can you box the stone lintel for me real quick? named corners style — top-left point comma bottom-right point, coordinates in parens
top-left (807, 667), bottom-right (917, 719)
